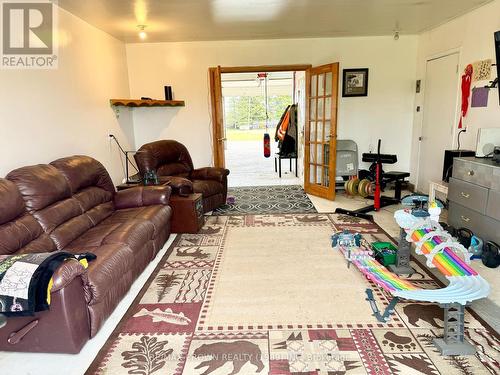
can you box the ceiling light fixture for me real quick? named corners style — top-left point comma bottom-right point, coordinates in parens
top-left (394, 30), bottom-right (400, 41)
top-left (138, 25), bottom-right (147, 40)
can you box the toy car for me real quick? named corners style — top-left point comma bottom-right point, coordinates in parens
top-left (331, 230), bottom-right (362, 248)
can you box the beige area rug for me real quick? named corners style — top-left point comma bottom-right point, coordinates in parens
top-left (199, 222), bottom-right (383, 330)
top-left (87, 214), bottom-right (499, 375)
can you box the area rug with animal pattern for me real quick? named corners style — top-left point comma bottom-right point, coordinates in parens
top-left (86, 214), bottom-right (499, 375)
top-left (212, 185), bottom-right (317, 215)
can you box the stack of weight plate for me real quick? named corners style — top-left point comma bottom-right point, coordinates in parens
top-left (344, 177), bottom-right (373, 198)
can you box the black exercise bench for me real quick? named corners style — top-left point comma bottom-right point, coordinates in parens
top-left (383, 171), bottom-right (410, 201)
top-left (336, 140), bottom-right (410, 221)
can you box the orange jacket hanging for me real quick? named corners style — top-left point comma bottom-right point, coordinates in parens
top-left (276, 107), bottom-right (291, 141)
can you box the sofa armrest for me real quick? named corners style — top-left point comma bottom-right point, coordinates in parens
top-left (191, 167), bottom-right (230, 183)
top-left (114, 185), bottom-right (172, 209)
top-left (158, 176), bottom-right (193, 197)
top-left (51, 259), bottom-right (88, 293)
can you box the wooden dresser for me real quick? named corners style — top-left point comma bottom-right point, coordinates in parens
top-left (448, 157), bottom-right (500, 244)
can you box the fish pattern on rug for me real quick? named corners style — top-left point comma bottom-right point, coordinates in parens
top-left (87, 214), bottom-right (500, 375)
top-left (212, 185), bottom-right (317, 215)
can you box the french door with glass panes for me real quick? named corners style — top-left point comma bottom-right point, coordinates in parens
top-left (304, 63), bottom-right (339, 200)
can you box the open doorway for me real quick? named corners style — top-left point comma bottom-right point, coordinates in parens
top-left (221, 71), bottom-right (304, 187)
top-left (210, 63), bottom-right (339, 200)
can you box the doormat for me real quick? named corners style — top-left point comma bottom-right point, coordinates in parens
top-left (86, 214), bottom-right (499, 375)
top-left (212, 185), bottom-right (317, 215)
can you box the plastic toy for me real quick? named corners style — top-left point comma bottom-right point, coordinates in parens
top-left (331, 230), bottom-right (362, 247)
top-left (393, 209), bottom-right (490, 355)
top-left (331, 230), bottom-right (362, 268)
top-left (400, 194), bottom-right (444, 218)
top-left (372, 242), bottom-right (397, 266)
top-left (332, 207), bottom-right (490, 356)
top-left (393, 210), bottom-right (489, 304)
top-left (468, 235), bottom-right (483, 260)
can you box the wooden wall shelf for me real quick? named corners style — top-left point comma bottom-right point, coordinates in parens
top-left (110, 99), bottom-right (185, 107)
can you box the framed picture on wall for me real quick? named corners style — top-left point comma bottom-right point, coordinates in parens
top-left (342, 68), bottom-right (369, 97)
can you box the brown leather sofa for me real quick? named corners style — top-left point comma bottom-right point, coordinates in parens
top-left (135, 140), bottom-right (230, 212)
top-left (0, 155), bottom-right (172, 353)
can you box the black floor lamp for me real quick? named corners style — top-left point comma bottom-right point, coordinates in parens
top-left (109, 134), bottom-right (143, 183)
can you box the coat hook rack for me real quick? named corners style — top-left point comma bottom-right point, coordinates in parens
top-left (484, 77), bottom-right (498, 89)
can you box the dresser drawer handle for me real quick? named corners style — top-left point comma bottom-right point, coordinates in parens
top-left (461, 215), bottom-right (470, 223)
top-left (467, 170), bottom-right (475, 176)
top-left (460, 192), bottom-right (470, 199)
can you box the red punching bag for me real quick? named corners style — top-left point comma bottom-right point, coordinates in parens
top-left (263, 133), bottom-right (271, 158)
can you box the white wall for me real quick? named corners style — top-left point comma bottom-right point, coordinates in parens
top-left (410, 0), bottom-right (500, 184)
top-left (295, 71), bottom-right (306, 182)
top-left (0, 7), bottom-right (133, 184)
top-left (126, 36), bottom-right (418, 172)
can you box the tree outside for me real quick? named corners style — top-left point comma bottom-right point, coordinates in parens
top-left (224, 95), bottom-right (292, 141)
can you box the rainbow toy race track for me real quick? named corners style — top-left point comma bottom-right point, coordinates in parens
top-left (332, 208), bottom-right (490, 355)
top-left (333, 210), bottom-right (490, 305)
top-left (391, 209), bottom-right (490, 305)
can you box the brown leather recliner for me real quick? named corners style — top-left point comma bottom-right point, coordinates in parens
top-left (135, 140), bottom-right (230, 212)
top-left (0, 155), bottom-right (172, 353)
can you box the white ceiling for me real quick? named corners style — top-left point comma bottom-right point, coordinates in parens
top-left (58, 0), bottom-right (492, 43)
top-left (222, 72), bottom-right (294, 96)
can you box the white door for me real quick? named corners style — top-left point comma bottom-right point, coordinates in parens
top-left (417, 53), bottom-right (459, 193)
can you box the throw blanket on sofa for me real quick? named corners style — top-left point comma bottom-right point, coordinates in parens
top-left (0, 252), bottom-right (95, 317)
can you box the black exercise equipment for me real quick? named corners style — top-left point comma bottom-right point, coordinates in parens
top-left (335, 139), bottom-right (410, 221)
top-left (481, 241), bottom-right (500, 268)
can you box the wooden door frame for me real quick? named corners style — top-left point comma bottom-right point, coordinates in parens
top-left (304, 63), bottom-right (339, 200)
top-left (209, 64), bottom-right (312, 169)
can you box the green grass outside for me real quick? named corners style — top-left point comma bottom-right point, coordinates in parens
top-left (226, 128), bottom-right (268, 141)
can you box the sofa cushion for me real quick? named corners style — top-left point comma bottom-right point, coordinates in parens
top-left (135, 140), bottom-right (194, 176)
top-left (0, 179), bottom-right (25, 225)
top-left (0, 178), bottom-right (57, 255)
top-left (64, 219), bottom-right (155, 254)
top-left (192, 179), bottom-right (224, 197)
top-left (0, 214), bottom-right (56, 255)
top-left (7, 164), bottom-right (71, 212)
top-left (7, 159), bottom-right (117, 251)
top-left (73, 187), bottom-right (113, 213)
top-left (106, 206), bottom-right (172, 238)
top-left (50, 155), bottom-right (115, 194)
top-left (52, 156), bottom-right (115, 228)
top-left (157, 163), bottom-right (191, 177)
